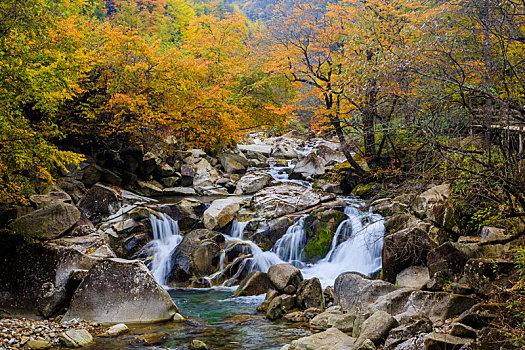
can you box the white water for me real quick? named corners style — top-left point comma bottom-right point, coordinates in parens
top-left (272, 216), bottom-right (307, 266)
top-left (230, 219), bottom-right (248, 239)
top-left (149, 212), bottom-right (183, 285)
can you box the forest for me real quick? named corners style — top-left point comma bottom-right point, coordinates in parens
top-left (2, 0), bottom-right (525, 348)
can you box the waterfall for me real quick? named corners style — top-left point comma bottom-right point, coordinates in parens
top-left (149, 212), bottom-right (183, 285)
top-left (230, 219), bottom-right (248, 239)
top-left (272, 216), bottom-right (307, 266)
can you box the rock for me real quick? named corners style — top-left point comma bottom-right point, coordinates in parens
top-left (395, 266), bottom-right (430, 289)
top-left (426, 242), bottom-right (468, 278)
top-left (384, 315), bottom-right (432, 349)
top-left (80, 164), bottom-right (103, 187)
top-left (24, 340), bottom-right (52, 349)
top-left (101, 323), bottom-right (129, 337)
top-left (63, 258), bottom-right (178, 323)
top-left (244, 216), bottom-right (296, 251)
top-left (252, 183), bottom-right (334, 219)
top-left (218, 152), bottom-right (249, 174)
top-left (382, 227), bottom-right (434, 283)
top-left (190, 339), bottom-right (208, 349)
top-left (162, 198), bottom-right (206, 230)
top-left (267, 263), bottom-right (303, 292)
top-left (391, 334), bottom-right (427, 350)
top-left (30, 191), bottom-right (72, 209)
top-left (296, 278), bottom-right (324, 310)
top-left (193, 158), bottom-right (219, 187)
top-left (77, 184), bottom-right (122, 222)
top-left (271, 143), bottom-right (299, 159)
top-left (172, 313), bottom-right (185, 322)
top-left (316, 145), bottom-right (346, 166)
top-left (283, 311), bottom-right (306, 323)
top-left (234, 171), bottom-right (273, 195)
top-left (480, 226), bottom-right (507, 241)
top-left (266, 295), bottom-right (287, 320)
top-left (303, 208), bottom-right (347, 262)
top-left (238, 144), bottom-right (272, 156)
top-left (136, 180), bottom-right (164, 196)
top-left (203, 197), bottom-right (244, 230)
top-left (10, 202), bottom-right (81, 239)
top-left (133, 333), bottom-right (168, 346)
top-left (59, 329), bottom-right (93, 347)
top-left (162, 175), bottom-right (180, 187)
top-left (356, 339), bottom-right (376, 350)
top-left (423, 333), bottom-right (473, 349)
top-left (450, 322), bottom-right (477, 338)
top-left (57, 178), bottom-right (86, 204)
top-left (289, 153), bottom-right (325, 180)
top-left (310, 309), bottom-right (355, 332)
top-left (233, 271), bottom-right (273, 297)
top-left (412, 184), bottom-right (450, 215)
top-left (0, 232), bottom-right (98, 318)
top-left (371, 199), bottom-right (408, 217)
top-left (455, 303), bottom-right (503, 329)
top-left (283, 327), bottom-right (355, 350)
top-left (163, 187), bottom-right (197, 196)
top-left (180, 164), bottom-right (195, 186)
top-left (355, 311), bottom-right (398, 348)
top-left (463, 258), bottom-right (516, 295)
top-left (167, 229), bottom-right (225, 284)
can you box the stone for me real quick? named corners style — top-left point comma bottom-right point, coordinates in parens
top-left (203, 197), bottom-right (244, 230)
top-left (252, 183), bottom-right (334, 219)
top-left (371, 199), bottom-right (408, 217)
top-left (162, 198), bottom-right (206, 230)
top-left (180, 164), bottom-right (195, 186)
top-left (289, 153), bottom-right (325, 180)
top-left (283, 311), bottom-right (306, 323)
top-left (136, 180), bottom-right (164, 196)
top-left (133, 333), bottom-right (168, 346)
top-left (271, 143), bottom-right (299, 159)
top-left (10, 202), bottom-right (81, 239)
top-left (382, 227), bottom-right (434, 283)
top-left (463, 258), bottom-right (516, 295)
top-left (167, 229), bottom-right (225, 284)
top-left (316, 145), bottom-right (346, 166)
top-left (24, 340), bottom-right (52, 349)
top-left (63, 258), bottom-right (178, 323)
top-left (163, 187), bottom-right (197, 196)
top-left (234, 171), bottom-right (273, 195)
top-left (233, 271), bottom-right (273, 297)
top-left (162, 176), bottom-right (180, 187)
top-left (391, 334), bottom-right (427, 350)
top-left (101, 323), bottom-right (129, 337)
top-left (480, 226), bottom-right (507, 241)
top-left (283, 327), bottom-right (356, 350)
top-left (77, 184), bottom-right (122, 222)
top-left (423, 333), bottom-right (473, 349)
top-left (101, 169), bottom-right (122, 186)
top-left (296, 278), bottom-right (324, 310)
top-left (81, 164), bottom-right (103, 187)
top-left (59, 329), bottom-right (93, 347)
top-left (395, 266), bottom-right (430, 289)
top-left (355, 311), bottom-right (398, 348)
top-left (193, 158), bottom-right (219, 187)
top-left (384, 315), bottom-right (432, 349)
top-left (303, 208), bottom-right (347, 262)
top-left (267, 263), bottom-right (303, 292)
top-left (450, 322), bottom-right (477, 338)
top-left (190, 339), bottom-right (208, 349)
top-left (218, 152), bottom-right (249, 174)
top-left (310, 309), bottom-right (355, 332)
top-left (30, 191), bottom-right (72, 209)
top-left (238, 144), bottom-right (272, 156)
top-left (455, 303), bottom-right (503, 329)
top-left (266, 296), bottom-right (287, 320)
top-left (56, 177), bottom-right (86, 204)
top-left (426, 242), bottom-right (468, 278)
top-left (412, 184), bottom-right (450, 215)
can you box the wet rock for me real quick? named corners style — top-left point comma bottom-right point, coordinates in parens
top-left (190, 339), bottom-right (208, 349)
top-left (10, 202), bottom-right (82, 240)
top-left (355, 311), bottom-right (398, 348)
top-left (24, 339), bottom-right (52, 349)
top-left (382, 227), bottom-right (434, 283)
top-left (244, 216), bottom-right (295, 251)
top-left (423, 332), bottom-right (473, 349)
top-left (233, 271), bottom-right (273, 297)
top-left (252, 183), bottom-right (334, 219)
top-left (133, 333), bottom-right (168, 346)
top-left (203, 197), bottom-right (244, 230)
top-left (296, 278), bottom-right (324, 310)
top-left (267, 263), bottom-right (303, 292)
top-left (283, 327), bottom-right (355, 350)
top-left (266, 296), bottom-right (287, 320)
top-left (100, 323), bottom-right (129, 337)
top-left (271, 144), bottom-right (299, 159)
top-left (289, 153), bottom-right (325, 180)
top-left (303, 208), bottom-right (347, 262)
top-left (395, 266), bottom-right (430, 289)
top-left (234, 171), bottom-right (273, 195)
top-left (310, 308), bottom-right (355, 332)
top-left (59, 329), bottom-right (93, 347)
top-left (163, 187), bottom-right (197, 196)
top-left (283, 311), bottom-right (306, 323)
top-left (64, 258), bottom-right (178, 323)
top-left (162, 198), bottom-right (206, 230)
top-left (136, 180), bottom-right (164, 196)
top-left (218, 152), bottom-right (249, 174)
top-left (316, 145), bottom-right (346, 166)
top-left (77, 184), bottom-right (122, 223)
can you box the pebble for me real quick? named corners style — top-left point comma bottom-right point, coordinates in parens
top-left (0, 318), bottom-right (96, 349)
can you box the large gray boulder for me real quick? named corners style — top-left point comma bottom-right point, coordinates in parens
top-left (233, 271), bottom-right (273, 297)
top-left (271, 143), bottom-right (299, 159)
top-left (10, 202), bottom-right (81, 239)
top-left (77, 184), bottom-right (122, 222)
top-left (289, 153), bottom-right (325, 180)
top-left (234, 172), bottom-right (273, 195)
top-left (203, 197), bottom-right (244, 230)
top-left (395, 266), bottom-right (430, 289)
top-left (63, 258), bottom-right (178, 323)
top-left (310, 307), bottom-right (355, 332)
top-left (355, 311), bottom-right (398, 348)
top-left (423, 333), bottom-right (473, 349)
top-left (412, 184), bottom-right (450, 216)
top-left (218, 152), bottom-right (249, 174)
top-left (59, 329), bottom-right (93, 347)
top-left (316, 145), bottom-right (346, 166)
top-left (282, 327), bottom-right (355, 350)
top-left (162, 198), bottom-right (206, 230)
top-left (0, 232), bottom-right (98, 318)
top-left (296, 278), bottom-right (324, 309)
top-left (238, 144), bottom-right (272, 157)
top-left (193, 158), bottom-right (219, 187)
top-left (267, 263), bottom-right (303, 292)
top-left (252, 183), bottom-right (334, 219)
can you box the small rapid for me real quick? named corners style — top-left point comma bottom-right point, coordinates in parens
top-left (149, 212), bottom-right (183, 285)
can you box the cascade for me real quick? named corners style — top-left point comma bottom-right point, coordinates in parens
top-left (230, 219), bottom-right (248, 239)
top-left (149, 212), bottom-right (183, 285)
top-left (272, 216), bottom-right (307, 266)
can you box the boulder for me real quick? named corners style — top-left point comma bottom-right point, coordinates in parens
top-left (100, 323), bottom-right (129, 337)
top-left (267, 263), bottom-right (303, 292)
top-left (136, 180), bottom-right (164, 196)
top-left (310, 308), bottom-right (355, 332)
top-left (77, 184), bottom-right (122, 222)
top-left (24, 340), bottom-right (52, 349)
top-left (283, 327), bottom-right (355, 350)
top-left (163, 187), bottom-right (197, 196)
top-left (10, 202), bottom-right (81, 239)
top-left (271, 143), bottom-right (299, 159)
top-left (218, 152), bottom-right (249, 174)
top-left (29, 191), bottom-right (72, 209)
top-left (180, 164), bottom-right (195, 186)
top-left (203, 197), bottom-right (244, 230)
top-left (355, 311), bottom-right (398, 347)
top-left (296, 278), bottom-right (324, 310)
top-left (450, 322), bottom-right (477, 338)
top-left (412, 184), bottom-right (450, 216)
top-left (252, 183), bottom-right (334, 219)
top-left (238, 144), bottom-right (272, 157)
top-left (423, 333), bottom-right (473, 349)
top-left (267, 295), bottom-right (293, 320)
top-left (167, 229), bottom-right (225, 284)
top-left (132, 333), bottom-right (168, 346)
top-left (233, 271), bottom-right (273, 297)
top-left (234, 172), bottom-right (273, 195)
top-left (382, 227), bottom-right (434, 283)
top-left (289, 153), bottom-right (325, 180)
top-left (0, 232), bottom-right (98, 318)
top-left (59, 329), bottom-right (93, 347)
top-left (395, 266), bottom-right (430, 289)
top-left (463, 258), bottom-right (516, 295)
top-left (63, 258), bottom-right (178, 323)
top-left (371, 199), bottom-right (408, 217)
top-left (480, 226), bottom-right (507, 241)
top-left (244, 216), bottom-right (296, 251)
top-left (384, 315), bottom-right (433, 349)
top-left (316, 145), bottom-right (346, 166)
top-left (303, 208), bottom-right (347, 261)
top-left (80, 164), bottom-right (103, 187)
top-left (455, 303), bottom-right (503, 329)
top-left (162, 198), bottom-right (206, 230)
top-left (426, 242), bottom-right (468, 278)
top-left (193, 158), bottom-right (219, 187)
top-left (56, 178), bottom-right (86, 204)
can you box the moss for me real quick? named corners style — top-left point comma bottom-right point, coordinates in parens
top-left (352, 182), bottom-right (376, 197)
top-left (303, 226), bottom-right (334, 261)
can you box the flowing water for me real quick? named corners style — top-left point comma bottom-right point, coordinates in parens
top-left (149, 212), bottom-right (183, 286)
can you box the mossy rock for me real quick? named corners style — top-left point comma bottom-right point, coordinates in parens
top-left (303, 208), bottom-right (347, 262)
top-left (352, 183), bottom-right (376, 198)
